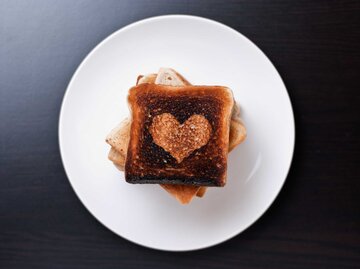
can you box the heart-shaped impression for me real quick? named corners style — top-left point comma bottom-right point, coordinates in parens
top-left (149, 113), bottom-right (212, 163)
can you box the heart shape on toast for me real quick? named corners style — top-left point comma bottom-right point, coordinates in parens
top-left (149, 113), bottom-right (212, 163)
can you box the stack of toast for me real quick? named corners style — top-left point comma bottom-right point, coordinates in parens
top-left (106, 68), bottom-right (246, 204)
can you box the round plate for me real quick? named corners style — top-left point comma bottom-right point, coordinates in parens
top-left (59, 15), bottom-right (295, 251)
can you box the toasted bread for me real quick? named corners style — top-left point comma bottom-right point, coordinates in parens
top-left (106, 68), bottom-right (245, 203)
top-left (125, 83), bottom-right (234, 186)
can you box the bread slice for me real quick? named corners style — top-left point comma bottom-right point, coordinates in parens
top-left (155, 67), bottom-right (191, 86)
top-left (106, 119), bottom-right (131, 154)
top-left (229, 117), bottom-right (247, 151)
top-left (125, 84), bottom-right (234, 186)
top-left (106, 68), bottom-right (245, 202)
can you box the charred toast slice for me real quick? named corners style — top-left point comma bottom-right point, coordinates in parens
top-left (106, 68), bottom-right (246, 202)
top-left (125, 84), bottom-right (234, 186)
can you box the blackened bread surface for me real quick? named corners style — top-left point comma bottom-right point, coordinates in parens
top-left (125, 83), bottom-right (234, 186)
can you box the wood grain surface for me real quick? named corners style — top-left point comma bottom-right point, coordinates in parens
top-left (1, 0), bottom-right (359, 268)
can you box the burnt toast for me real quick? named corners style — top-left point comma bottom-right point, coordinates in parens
top-left (125, 84), bottom-right (234, 186)
top-left (106, 68), bottom-right (246, 203)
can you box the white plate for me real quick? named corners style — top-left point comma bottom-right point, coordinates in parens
top-left (59, 15), bottom-right (295, 251)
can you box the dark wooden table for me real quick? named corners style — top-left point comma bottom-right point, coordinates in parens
top-left (1, 1), bottom-right (359, 268)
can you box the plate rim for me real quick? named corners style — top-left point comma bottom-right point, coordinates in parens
top-left (58, 14), bottom-right (295, 251)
